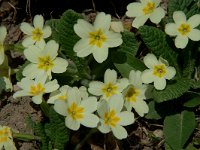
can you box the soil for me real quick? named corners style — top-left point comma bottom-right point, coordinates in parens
top-left (0, 0), bottom-right (199, 150)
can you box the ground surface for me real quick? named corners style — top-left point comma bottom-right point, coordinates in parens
top-left (0, 0), bottom-right (199, 150)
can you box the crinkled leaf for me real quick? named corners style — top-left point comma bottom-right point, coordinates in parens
top-left (15, 61), bottom-right (30, 81)
top-left (164, 110), bottom-right (196, 150)
top-left (145, 101), bottom-right (162, 120)
top-left (45, 107), bottom-right (70, 150)
top-left (153, 78), bottom-right (192, 102)
top-left (184, 95), bottom-right (200, 107)
top-left (139, 26), bottom-right (180, 76)
top-left (118, 31), bottom-right (139, 56)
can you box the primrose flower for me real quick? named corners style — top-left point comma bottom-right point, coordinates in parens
top-left (97, 94), bottom-right (135, 139)
top-left (20, 15), bottom-right (52, 47)
top-left (141, 53), bottom-right (176, 90)
top-left (0, 126), bottom-right (17, 150)
top-left (54, 87), bottom-right (99, 130)
top-left (23, 40), bottom-right (68, 79)
top-left (88, 68), bottom-right (128, 100)
top-left (123, 70), bottom-right (149, 117)
top-left (165, 11), bottom-right (200, 49)
top-left (73, 12), bottom-right (123, 63)
top-left (0, 26), bottom-right (7, 65)
top-left (47, 85), bottom-right (88, 104)
top-left (126, 0), bottom-right (165, 28)
top-left (13, 76), bottom-right (59, 104)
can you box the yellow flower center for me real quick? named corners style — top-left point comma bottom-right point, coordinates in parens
top-left (0, 127), bottom-right (11, 143)
top-left (104, 109), bottom-right (120, 127)
top-left (58, 94), bottom-right (67, 101)
top-left (178, 23), bottom-right (191, 35)
top-left (89, 29), bottom-right (107, 48)
top-left (32, 28), bottom-right (43, 41)
top-left (38, 55), bottom-right (54, 71)
top-left (143, 2), bottom-right (155, 15)
top-left (153, 64), bottom-right (167, 78)
top-left (102, 82), bottom-right (118, 98)
top-left (30, 83), bottom-right (45, 96)
top-left (125, 87), bottom-right (140, 102)
top-left (67, 102), bottom-right (84, 120)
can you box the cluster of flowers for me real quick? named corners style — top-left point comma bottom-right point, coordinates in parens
top-left (0, 0), bottom-right (199, 147)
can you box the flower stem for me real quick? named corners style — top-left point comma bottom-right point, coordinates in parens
top-left (74, 128), bottom-right (98, 150)
top-left (13, 132), bottom-right (41, 141)
top-left (40, 99), bottom-right (50, 117)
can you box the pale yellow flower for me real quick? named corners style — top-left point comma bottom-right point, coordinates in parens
top-left (126, 0), bottom-right (165, 28)
top-left (0, 125), bottom-right (17, 150)
top-left (20, 15), bottom-right (52, 47)
top-left (165, 11), bottom-right (200, 49)
top-left (74, 12), bottom-right (122, 63)
top-left (141, 54), bottom-right (176, 90)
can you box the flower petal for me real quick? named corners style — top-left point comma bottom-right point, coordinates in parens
top-left (42, 26), bottom-right (52, 38)
top-left (92, 46), bottom-right (108, 63)
top-left (118, 111), bottom-right (135, 126)
top-left (65, 117), bottom-right (80, 130)
top-left (0, 50), bottom-right (5, 65)
top-left (94, 12), bottom-right (111, 31)
top-left (20, 22), bottom-right (34, 35)
top-left (98, 120), bottom-right (111, 133)
top-left (129, 70), bottom-right (143, 86)
top-left (52, 57), bottom-right (68, 73)
top-left (22, 36), bottom-right (35, 47)
top-left (141, 69), bottom-right (155, 84)
top-left (175, 35), bottom-right (188, 49)
top-left (132, 15), bottom-right (149, 29)
top-left (74, 39), bottom-right (93, 57)
top-left (54, 100), bottom-right (67, 116)
top-left (80, 113), bottom-right (99, 128)
top-left (104, 69), bottom-right (117, 83)
top-left (112, 125), bottom-right (127, 139)
top-left (187, 14), bottom-right (200, 28)
top-left (32, 94), bottom-right (43, 104)
top-left (126, 2), bottom-right (143, 17)
top-left (97, 100), bottom-right (109, 118)
top-left (150, 7), bottom-right (165, 24)
top-left (0, 26), bottom-right (7, 42)
top-left (45, 80), bottom-right (59, 93)
top-left (33, 15), bottom-right (44, 29)
top-left (67, 88), bottom-right (81, 105)
top-left (88, 81), bottom-right (104, 96)
top-left (117, 78), bottom-right (129, 92)
top-left (154, 77), bottom-right (166, 90)
top-left (109, 94), bottom-right (123, 112)
top-left (81, 97), bottom-right (98, 113)
top-left (44, 40), bottom-right (59, 59)
top-left (165, 23), bottom-right (178, 36)
top-left (188, 29), bottom-right (200, 41)
top-left (24, 45), bottom-right (41, 63)
top-left (74, 19), bottom-right (93, 38)
top-left (132, 100), bottom-right (149, 117)
top-left (104, 31), bottom-right (123, 47)
top-left (22, 64), bottom-right (39, 79)
top-left (143, 53), bottom-right (158, 68)
top-left (173, 11), bottom-right (186, 25)
top-left (165, 66), bottom-right (176, 80)
top-left (13, 90), bottom-right (30, 98)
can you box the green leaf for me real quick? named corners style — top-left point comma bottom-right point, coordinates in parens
top-left (53, 9), bottom-right (89, 79)
top-left (184, 95), bottom-right (200, 107)
top-left (164, 110), bottom-right (196, 150)
top-left (15, 61), bottom-right (30, 81)
top-left (45, 107), bottom-right (70, 150)
top-left (118, 31), bottom-right (139, 56)
top-left (153, 78), bottom-right (192, 102)
top-left (0, 77), bottom-right (6, 94)
top-left (145, 101), bottom-right (162, 120)
top-left (114, 54), bottom-right (146, 78)
top-left (139, 26), bottom-right (180, 76)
